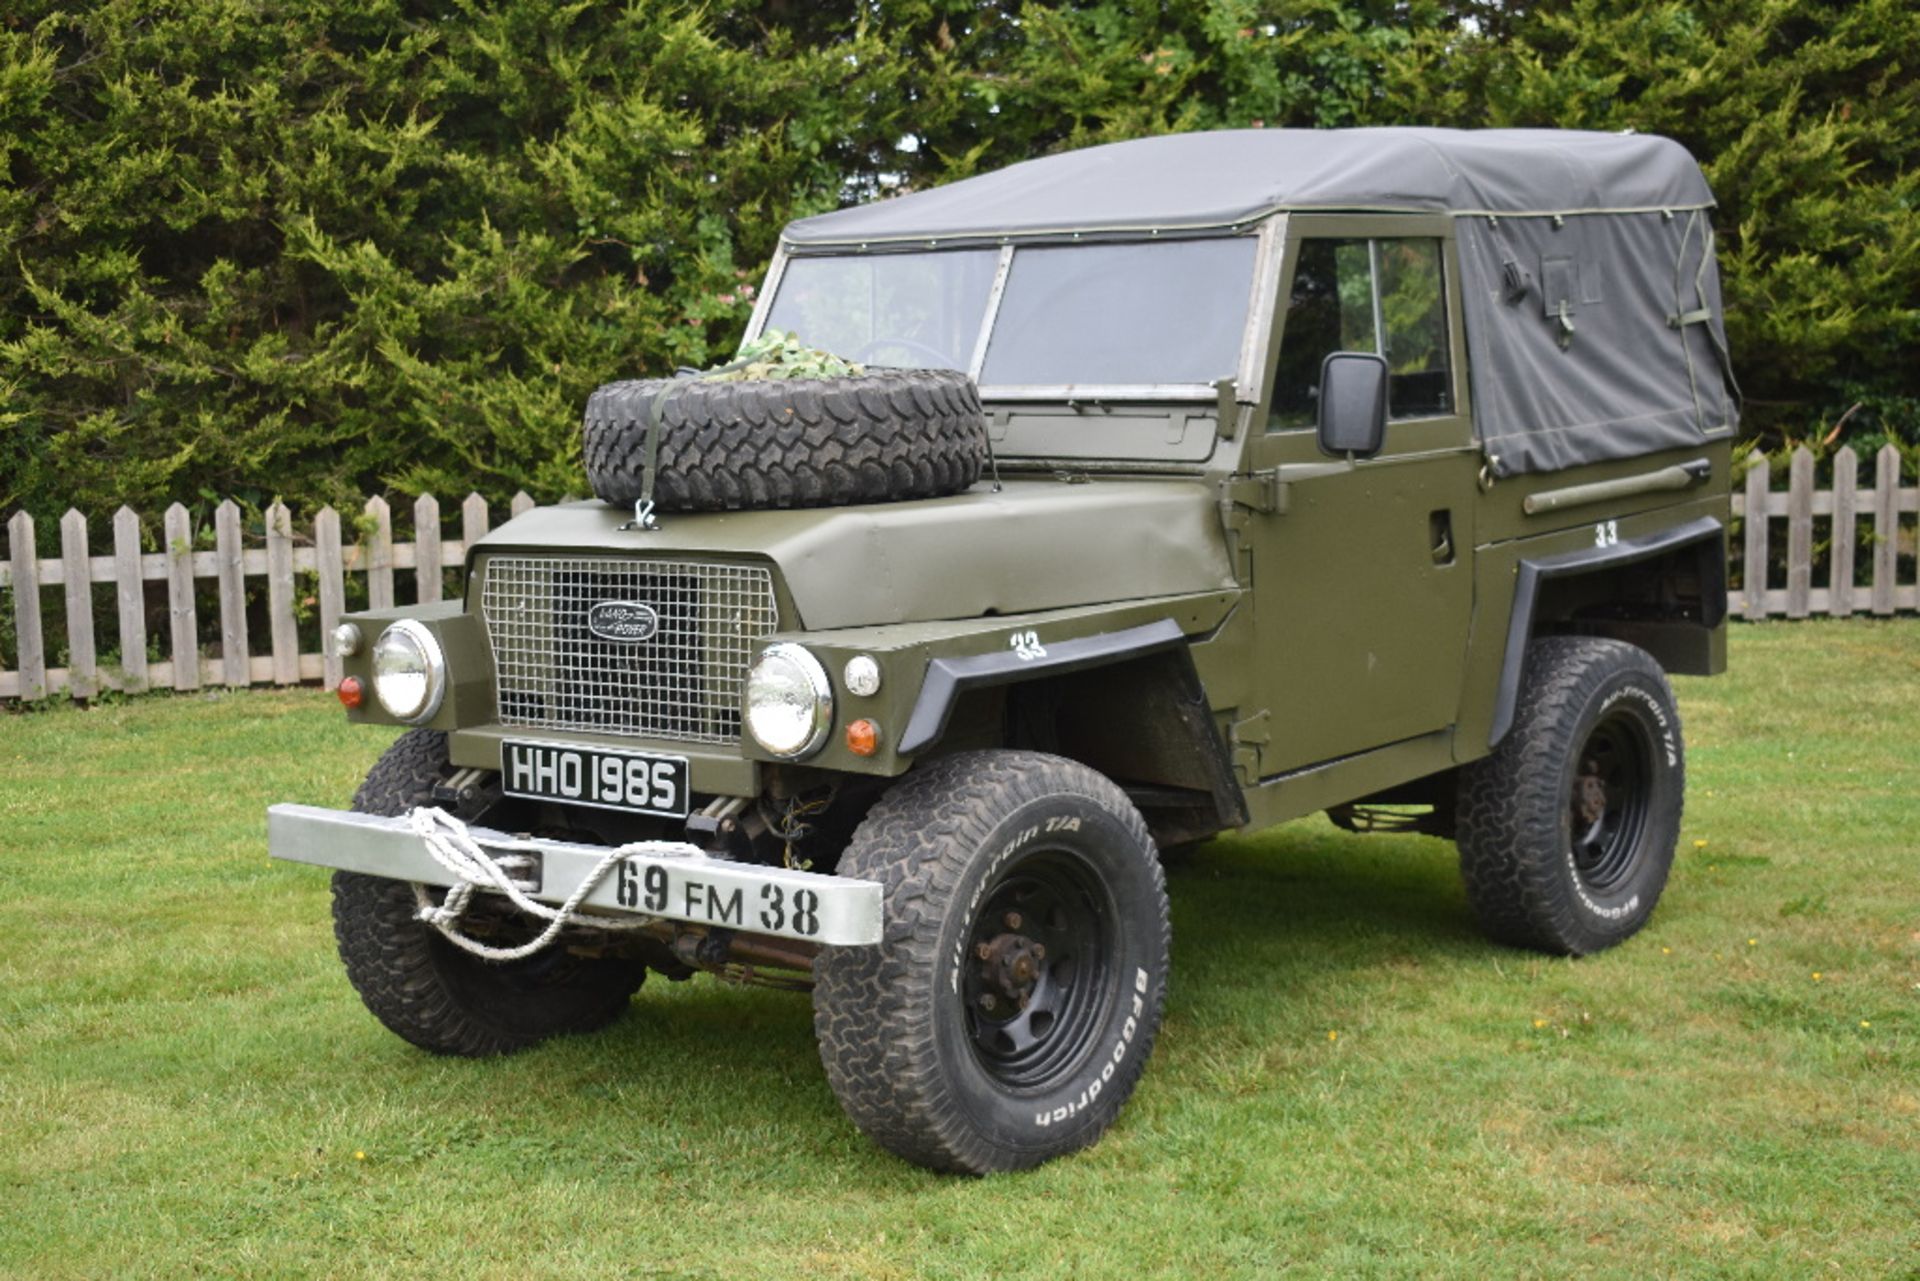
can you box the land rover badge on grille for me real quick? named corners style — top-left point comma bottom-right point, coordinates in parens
top-left (586, 600), bottom-right (661, 643)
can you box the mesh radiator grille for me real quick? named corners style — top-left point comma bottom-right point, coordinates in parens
top-left (480, 556), bottom-right (777, 744)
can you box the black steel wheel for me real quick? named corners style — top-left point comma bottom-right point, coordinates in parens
top-left (1456, 637), bottom-right (1685, 955)
top-left (962, 850), bottom-right (1115, 1091)
top-left (1570, 710), bottom-right (1654, 894)
top-left (813, 751), bottom-right (1170, 1174)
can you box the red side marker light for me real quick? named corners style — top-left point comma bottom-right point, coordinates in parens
top-left (337, 676), bottom-right (364, 709)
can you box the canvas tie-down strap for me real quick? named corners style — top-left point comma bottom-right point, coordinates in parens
top-left (1669, 215), bottom-right (1744, 429)
top-left (1688, 225), bottom-right (1742, 409)
top-left (627, 354), bottom-right (761, 531)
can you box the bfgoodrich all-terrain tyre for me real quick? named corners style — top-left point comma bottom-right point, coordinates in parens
top-left (330, 728), bottom-right (646, 1057)
top-left (581, 368), bottom-right (987, 512)
top-left (1455, 637), bottom-right (1685, 956)
top-left (813, 751), bottom-right (1170, 1174)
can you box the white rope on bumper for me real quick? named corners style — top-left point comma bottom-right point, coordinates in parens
top-left (404, 806), bottom-right (658, 963)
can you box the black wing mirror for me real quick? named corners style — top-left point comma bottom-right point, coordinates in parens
top-left (1316, 352), bottom-right (1388, 459)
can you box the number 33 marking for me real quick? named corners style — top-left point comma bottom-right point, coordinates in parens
top-left (1010, 630), bottom-right (1047, 662)
top-left (1594, 519), bottom-right (1619, 548)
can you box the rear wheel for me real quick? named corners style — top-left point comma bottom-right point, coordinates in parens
top-left (331, 729), bottom-right (646, 1057)
top-left (1455, 638), bottom-right (1684, 955)
top-left (813, 751), bottom-right (1170, 1173)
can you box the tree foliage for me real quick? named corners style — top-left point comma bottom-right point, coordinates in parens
top-left (2, 1), bottom-right (1914, 529)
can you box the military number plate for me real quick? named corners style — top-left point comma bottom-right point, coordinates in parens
top-left (501, 740), bottom-right (690, 818)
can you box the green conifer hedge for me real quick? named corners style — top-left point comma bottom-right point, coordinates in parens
top-left (3, 1), bottom-right (1913, 530)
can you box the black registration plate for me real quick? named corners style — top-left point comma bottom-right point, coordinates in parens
top-left (500, 740), bottom-right (690, 818)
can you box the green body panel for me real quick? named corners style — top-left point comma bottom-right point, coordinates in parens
top-left (1453, 483), bottom-right (1733, 753)
top-left (335, 601), bottom-right (493, 732)
top-left (1243, 441), bottom-right (1481, 774)
top-left (1243, 730), bottom-right (1460, 830)
top-left (987, 405), bottom-right (1226, 465)
top-left (742, 591), bottom-right (1240, 780)
top-left (1473, 441), bottom-right (1735, 546)
top-left (474, 479), bottom-right (1236, 631)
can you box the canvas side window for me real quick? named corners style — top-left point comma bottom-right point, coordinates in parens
top-left (1269, 237), bottom-right (1452, 429)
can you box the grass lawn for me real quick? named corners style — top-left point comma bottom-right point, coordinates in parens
top-left (1, 620), bottom-right (1916, 1279)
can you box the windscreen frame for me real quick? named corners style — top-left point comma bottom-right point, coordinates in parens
top-left (747, 220), bottom-right (1281, 406)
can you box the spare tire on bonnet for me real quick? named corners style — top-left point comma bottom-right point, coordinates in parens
top-left (582, 368), bottom-right (989, 513)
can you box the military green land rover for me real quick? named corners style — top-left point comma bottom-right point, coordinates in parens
top-left (270, 128), bottom-right (1737, 1173)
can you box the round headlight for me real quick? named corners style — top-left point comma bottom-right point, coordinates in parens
top-left (745, 643), bottom-right (833, 758)
top-left (371, 620), bottom-right (446, 723)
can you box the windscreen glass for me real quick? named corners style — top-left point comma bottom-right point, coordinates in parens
top-left (979, 238), bottom-right (1258, 386)
top-left (763, 250), bottom-right (998, 371)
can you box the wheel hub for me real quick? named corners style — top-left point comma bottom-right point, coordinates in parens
top-left (1567, 714), bottom-right (1653, 893)
top-left (976, 928), bottom-right (1046, 1009)
top-left (1574, 761), bottom-right (1609, 826)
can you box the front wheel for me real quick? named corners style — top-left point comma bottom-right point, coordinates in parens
top-left (813, 751), bottom-right (1170, 1173)
top-left (1456, 637), bottom-right (1685, 955)
top-left (331, 728), bottom-right (646, 1057)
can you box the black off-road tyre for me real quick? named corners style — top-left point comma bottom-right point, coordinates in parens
top-left (331, 728), bottom-right (646, 1057)
top-left (813, 751), bottom-right (1170, 1174)
top-left (581, 368), bottom-right (987, 512)
top-left (1456, 637), bottom-right (1685, 956)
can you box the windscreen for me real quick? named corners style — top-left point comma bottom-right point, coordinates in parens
top-left (763, 250), bottom-right (998, 371)
top-left (979, 238), bottom-right (1258, 386)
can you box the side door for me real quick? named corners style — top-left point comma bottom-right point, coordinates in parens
top-left (1245, 215), bottom-right (1479, 775)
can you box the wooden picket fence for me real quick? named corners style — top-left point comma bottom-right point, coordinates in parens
top-left (1731, 443), bottom-right (1917, 620)
top-left (1, 445), bottom-right (1915, 702)
top-left (0, 492), bottom-right (536, 702)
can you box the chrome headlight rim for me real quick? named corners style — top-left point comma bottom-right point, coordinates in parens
top-left (371, 619), bottom-right (447, 724)
top-left (745, 641), bottom-right (834, 760)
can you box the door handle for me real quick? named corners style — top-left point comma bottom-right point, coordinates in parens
top-left (1429, 510), bottom-right (1455, 565)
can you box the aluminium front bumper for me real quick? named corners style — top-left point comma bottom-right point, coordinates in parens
top-left (266, 804), bottom-right (883, 947)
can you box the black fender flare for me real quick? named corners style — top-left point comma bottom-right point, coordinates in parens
top-left (898, 618), bottom-right (1248, 828)
top-left (1489, 515), bottom-right (1726, 747)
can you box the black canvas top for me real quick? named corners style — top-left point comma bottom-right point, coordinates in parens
top-left (783, 128), bottom-right (1716, 247)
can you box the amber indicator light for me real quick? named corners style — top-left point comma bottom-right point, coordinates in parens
top-left (336, 676), bottom-right (364, 709)
top-left (846, 719), bottom-right (880, 756)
